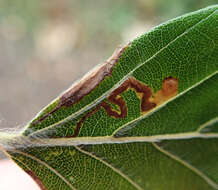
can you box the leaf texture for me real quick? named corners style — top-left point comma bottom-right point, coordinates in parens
top-left (0, 5), bottom-right (218, 190)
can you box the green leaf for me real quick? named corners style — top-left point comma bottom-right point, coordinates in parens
top-left (0, 5), bottom-right (218, 190)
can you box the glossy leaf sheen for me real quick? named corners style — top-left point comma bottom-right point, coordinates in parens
top-left (1, 5), bottom-right (218, 190)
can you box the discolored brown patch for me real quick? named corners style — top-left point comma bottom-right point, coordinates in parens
top-left (32, 44), bottom-right (129, 125)
top-left (26, 170), bottom-right (47, 190)
top-left (162, 77), bottom-right (178, 96)
top-left (153, 76), bottom-right (178, 105)
top-left (59, 44), bottom-right (129, 108)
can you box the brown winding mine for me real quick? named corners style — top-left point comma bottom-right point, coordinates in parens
top-left (30, 44), bottom-right (178, 138)
top-left (32, 44), bottom-right (129, 125)
top-left (26, 170), bottom-right (47, 190)
top-left (72, 76), bottom-right (178, 137)
top-left (72, 77), bottom-right (155, 137)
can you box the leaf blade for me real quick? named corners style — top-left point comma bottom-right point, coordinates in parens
top-left (0, 5), bottom-right (218, 190)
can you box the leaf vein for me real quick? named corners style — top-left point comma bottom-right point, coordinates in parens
top-left (10, 150), bottom-right (78, 190)
top-left (74, 145), bottom-right (143, 190)
top-left (152, 142), bottom-right (218, 189)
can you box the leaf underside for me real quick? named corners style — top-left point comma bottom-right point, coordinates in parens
top-left (1, 5), bottom-right (218, 190)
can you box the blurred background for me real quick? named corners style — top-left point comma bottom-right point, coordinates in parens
top-left (0, 0), bottom-right (217, 159)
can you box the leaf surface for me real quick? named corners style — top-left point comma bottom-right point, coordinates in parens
top-left (0, 5), bottom-right (218, 190)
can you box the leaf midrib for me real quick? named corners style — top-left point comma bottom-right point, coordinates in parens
top-left (10, 133), bottom-right (218, 190)
top-left (5, 116), bottom-right (217, 150)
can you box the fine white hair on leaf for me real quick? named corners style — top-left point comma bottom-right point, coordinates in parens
top-left (0, 120), bottom-right (32, 150)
